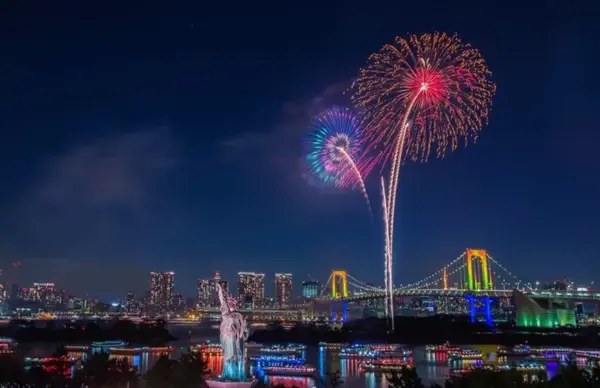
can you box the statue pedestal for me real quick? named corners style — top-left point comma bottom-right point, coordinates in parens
top-left (207, 380), bottom-right (255, 388)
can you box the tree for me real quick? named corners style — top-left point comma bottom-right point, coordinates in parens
top-left (173, 348), bottom-right (209, 387)
top-left (73, 351), bottom-right (138, 387)
top-left (445, 369), bottom-right (532, 388)
top-left (387, 367), bottom-right (426, 388)
top-left (0, 355), bottom-right (27, 385)
top-left (145, 354), bottom-right (178, 388)
top-left (53, 343), bottom-right (68, 357)
top-left (547, 364), bottom-right (592, 388)
top-left (320, 370), bottom-right (343, 388)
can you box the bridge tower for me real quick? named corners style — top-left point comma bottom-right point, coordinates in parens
top-left (466, 249), bottom-right (491, 291)
top-left (443, 268), bottom-right (448, 290)
top-left (331, 270), bottom-right (348, 299)
top-left (465, 249), bottom-right (493, 325)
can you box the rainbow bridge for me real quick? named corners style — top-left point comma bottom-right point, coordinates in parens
top-left (316, 249), bottom-right (600, 325)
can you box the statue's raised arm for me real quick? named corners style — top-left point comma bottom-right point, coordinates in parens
top-left (216, 283), bottom-right (229, 315)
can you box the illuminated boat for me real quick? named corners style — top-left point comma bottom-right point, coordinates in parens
top-left (91, 340), bottom-right (127, 348)
top-left (250, 355), bottom-right (302, 362)
top-left (319, 342), bottom-right (348, 349)
top-left (251, 356), bottom-right (304, 367)
top-left (0, 337), bottom-right (15, 345)
top-left (425, 342), bottom-right (461, 353)
top-left (339, 347), bottom-right (379, 358)
top-left (526, 353), bottom-right (562, 362)
top-left (340, 343), bottom-right (410, 358)
top-left (260, 344), bottom-right (306, 355)
top-left (575, 350), bottom-right (600, 358)
top-left (260, 365), bottom-right (317, 377)
top-left (24, 356), bottom-right (77, 366)
top-left (194, 343), bottom-right (223, 355)
top-left (360, 359), bottom-right (413, 373)
top-left (64, 345), bottom-right (89, 352)
top-left (514, 361), bottom-right (545, 372)
top-left (246, 342), bottom-right (263, 349)
top-left (0, 337), bottom-right (17, 354)
top-left (380, 349), bottom-right (412, 357)
top-left (449, 362), bottom-right (544, 377)
top-left (109, 346), bottom-right (172, 355)
top-left (497, 344), bottom-right (533, 356)
top-left (449, 349), bottom-right (483, 360)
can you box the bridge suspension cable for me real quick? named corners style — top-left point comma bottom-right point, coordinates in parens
top-left (397, 252), bottom-right (466, 290)
top-left (346, 274), bottom-right (384, 292)
top-left (325, 250), bottom-right (521, 298)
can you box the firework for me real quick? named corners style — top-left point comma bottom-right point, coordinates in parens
top-left (352, 33), bottom-right (495, 328)
top-left (381, 176), bottom-right (393, 321)
top-left (305, 107), bottom-right (372, 212)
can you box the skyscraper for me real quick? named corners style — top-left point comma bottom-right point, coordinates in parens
top-left (274, 273), bottom-right (293, 307)
top-left (211, 271), bottom-right (228, 308)
top-left (149, 272), bottom-right (175, 312)
top-left (302, 280), bottom-right (320, 299)
top-left (196, 279), bottom-right (211, 309)
top-left (237, 272), bottom-right (265, 309)
top-left (197, 271), bottom-right (229, 309)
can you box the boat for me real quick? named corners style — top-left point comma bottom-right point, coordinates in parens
top-left (449, 361), bottom-right (544, 377)
top-left (260, 344), bottom-right (306, 355)
top-left (91, 340), bottom-right (127, 348)
top-left (319, 342), bottom-right (348, 349)
top-left (360, 359), bottom-right (413, 373)
top-left (425, 342), bottom-right (461, 353)
top-left (0, 337), bottom-right (15, 345)
top-left (0, 337), bottom-right (17, 354)
top-left (340, 343), bottom-right (410, 358)
top-left (260, 365), bottom-right (317, 377)
top-left (109, 346), bottom-right (172, 355)
top-left (24, 356), bottom-right (77, 366)
top-left (449, 365), bottom-right (506, 377)
top-left (251, 356), bottom-right (304, 367)
top-left (250, 355), bottom-right (302, 363)
top-left (379, 349), bottom-right (412, 357)
top-left (575, 350), bottom-right (600, 358)
top-left (514, 361), bottom-right (545, 372)
top-left (449, 349), bottom-right (483, 360)
top-left (64, 345), bottom-right (89, 352)
top-left (339, 347), bottom-right (379, 358)
top-left (194, 343), bottom-right (222, 355)
top-left (497, 344), bottom-right (533, 356)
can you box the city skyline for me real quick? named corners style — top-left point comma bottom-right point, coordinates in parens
top-left (0, 3), bottom-right (598, 299)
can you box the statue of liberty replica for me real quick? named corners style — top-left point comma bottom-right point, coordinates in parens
top-left (208, 283), bottom-right (251, 387)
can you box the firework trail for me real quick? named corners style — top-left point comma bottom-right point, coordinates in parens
top-left (381, 176), bottom-right (393, 322)
top-left (352, 33), bottom-right (495, 326)
top-left (305, 107), bottom-right (373, 214)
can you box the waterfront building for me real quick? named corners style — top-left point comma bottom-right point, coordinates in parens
top-left (274, 273), bottom-right (292, 307)
top-left (149, 272), bottom-right (175, 312)
top-left (302, 280), bottom-right (319, 300)
top-left (237, 272), bottom-right (265, 309)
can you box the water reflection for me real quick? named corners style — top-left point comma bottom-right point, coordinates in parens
top-left (14, 338), bottom-right (600, 387)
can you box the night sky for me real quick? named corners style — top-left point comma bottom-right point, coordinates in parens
top-left (0, 1), bottom-right (597, 300)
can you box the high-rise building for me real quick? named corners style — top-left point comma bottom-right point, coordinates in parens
top-left (196, 271), bottom-right (229, 309)
top-left (149, 272), bottom-right (175, 312)
top-left (124, 291), bottom-right (140, 314)
top-left (237, 272), bottom-right (265, 309)
top-left (274, 273), bottom-right (293, 307)
top-left (302, 280), bottom-right (320, 300)
top-left (196, 279), bottom-right (211, 309)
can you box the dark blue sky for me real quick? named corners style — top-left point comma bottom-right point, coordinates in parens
top-left (0, 1), bottom-right (597, 300)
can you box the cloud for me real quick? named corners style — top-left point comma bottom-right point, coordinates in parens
top-left (221, 82), bottom-right (351, 186)
top-left (3, 129), bottom-right (178, 261)
top-left (35, 129), bottom-right (176, 208)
